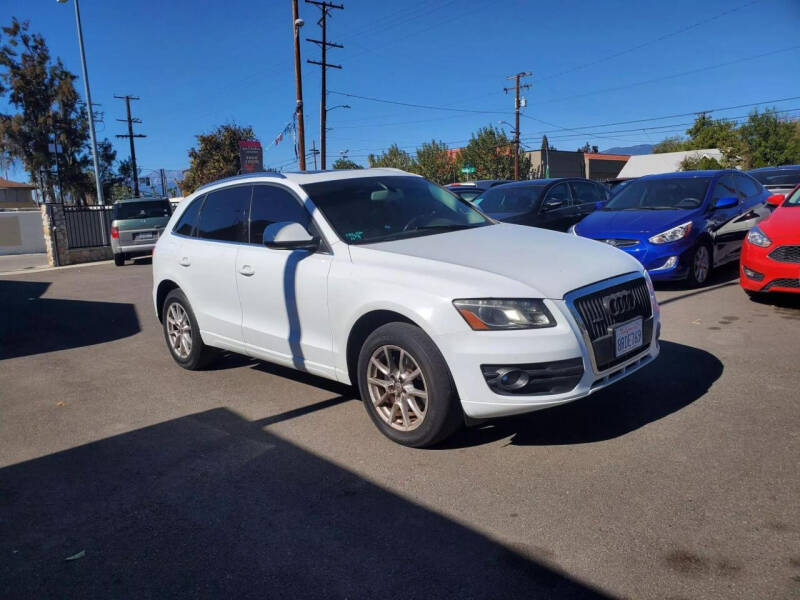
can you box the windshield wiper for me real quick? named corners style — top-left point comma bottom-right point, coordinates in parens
top-left (412, 223), bottom-right (481, 232)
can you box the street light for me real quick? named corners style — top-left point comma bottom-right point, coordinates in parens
top-left (57, 0), bottom-right (104, 205)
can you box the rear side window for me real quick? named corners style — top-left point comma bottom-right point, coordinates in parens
top-left (173, 196), bottom-right (204, 237)
top-left (197, 185), bottom-right (251, 242)
top-left (249, 185), bottom-right (311, 244)
top-left (570, 181), bottom-right (606, 205)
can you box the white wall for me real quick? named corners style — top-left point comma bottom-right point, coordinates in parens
top-left (0, 211), bottom-right (46, 255)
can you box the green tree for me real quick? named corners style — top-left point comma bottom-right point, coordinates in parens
top-left (0, 18), bottom-right (91, 202)
top-left (331, 157), bottom-right (363, 169)
top-left (180, 123), bottom-right (257, 193)
top-left (367, 144), bottom-right (415, 170)
top-left (540, 135), bottom-right (554, 151)
top-left (458, 125), bottom-right (530, 180)
top-left (738, 108), bottom-right (800, 168)
top-left (683, 113), bottom-right (744, 166)
top-left (412, 139), bottom-right (453, 184)
top-left (652, 136), bottom-right (686, 153)
top-left (679, 154), bottom-right (724, 171)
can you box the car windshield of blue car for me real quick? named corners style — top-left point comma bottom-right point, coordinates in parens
top-left (301, 176), bottom-right (492, 245)
top-left (473, 185), bottom-right (546, 213)
top-left (602, 178), bottom-right (711, 211)
top-left (749, 168), bottom-right (800, 186)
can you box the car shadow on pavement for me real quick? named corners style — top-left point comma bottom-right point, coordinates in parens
top-left (653, 262), bottom-right (739, 293)
top-left (442, 341), bottom-right (722, 449)
top-left (0, 408), bottom-right (612, 599)
top-left (0, 280), bottom-right (140, 360)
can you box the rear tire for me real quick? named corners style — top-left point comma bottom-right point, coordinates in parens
top-left (114, 253), bottom-right (125, 266)
top-left (357, 322), bottom-right (462, 448)
top-left (162, 288), bottom-right (216, 370)
top-left (687, 242), bottom-right (712, 287)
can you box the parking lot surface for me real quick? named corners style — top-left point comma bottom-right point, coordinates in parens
top-left (1, 260), bottom-right (798, 599)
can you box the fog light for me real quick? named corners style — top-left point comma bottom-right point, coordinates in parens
top-left (496, 369), bottom-right (530, 391)
top-left (651, 256), bottom-right (678, 271)
top-left (742, 266), bottom-right (764, 281)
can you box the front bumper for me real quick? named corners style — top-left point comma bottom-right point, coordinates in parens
top-left (740, 241), bottom-right (800, 293)
top-left (584, 236), bottom-right (695, 281)
top-left (438, 278), bottom-right (661, 419)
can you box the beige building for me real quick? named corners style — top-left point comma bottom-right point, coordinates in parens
top-left (0, 178), bottom-right (37, 209)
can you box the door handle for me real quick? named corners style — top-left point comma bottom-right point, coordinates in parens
top-left (239, 264), bottom-right (255, 277)
top-left (179, 257), bottom-right (191, 267)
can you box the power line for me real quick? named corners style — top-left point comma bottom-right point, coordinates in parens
top-left (306, 0), bottom-right (344, 170)
top-left (328, 90), bottom-right (508, 115)
top-left (537, 0), bottom-right (766, 82)
top-left (114, 94), bottom-right (146, 197)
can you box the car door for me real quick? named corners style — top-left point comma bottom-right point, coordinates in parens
top-left (706, 174), bottom-right (744, 266)
top-left (175, 185), bottom-right (250, 350)
top-left (536, 182), bottom-right (577, 231)
top-left (569, 180), bottom-right (608, 221)
top-left (235, 184), bottom-right (335, 378)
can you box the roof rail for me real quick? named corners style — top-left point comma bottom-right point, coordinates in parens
top-left (193, 171), bottom-right (285, 194)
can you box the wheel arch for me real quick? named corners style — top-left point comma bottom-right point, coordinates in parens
top-left (345, 309), bottom-right (423, 387)
top-left (155, 279), bottom-right (181, 322)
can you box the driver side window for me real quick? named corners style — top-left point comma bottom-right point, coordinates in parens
top-left (711, 175), bottom-right (739, 204)
top-left (542, 182), bottom-right (572, 211)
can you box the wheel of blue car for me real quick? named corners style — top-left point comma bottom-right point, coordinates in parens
top-left (357, 322), bottom-right (463, 448)
top-left (688, 242), bottom-right (712, 286)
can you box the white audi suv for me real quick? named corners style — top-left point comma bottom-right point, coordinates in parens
top-left (153, 169), bottom-right (660, 447)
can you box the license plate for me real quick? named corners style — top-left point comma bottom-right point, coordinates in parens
top-left (136, 232), bottom-right (154, 240)
top-left (614, 318), bottom-right (643, 357)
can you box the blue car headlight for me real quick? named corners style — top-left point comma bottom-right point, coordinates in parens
top-left (648, 221), bottom-right (693, 244)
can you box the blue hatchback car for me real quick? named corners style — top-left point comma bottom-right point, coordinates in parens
top-left (571, 170), bottom-right (771, 285)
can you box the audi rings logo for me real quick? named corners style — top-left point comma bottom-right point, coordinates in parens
top-left (603, 290), bottom-right (635, 317)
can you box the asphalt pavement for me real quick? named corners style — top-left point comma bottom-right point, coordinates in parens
top-left (1, 259), bottom-right (798, 599)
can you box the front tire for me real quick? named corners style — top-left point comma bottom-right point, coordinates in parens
top-left (357, 322), bottom-right (462, 447)
top-left (687, 242), bottom-right (712, 287)
top-left (162, 288), bottom-right (216, 370)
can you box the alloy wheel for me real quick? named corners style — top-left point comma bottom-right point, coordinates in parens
top-left (166, 302), bottom-right (192, 360)
top-left (366, 345), bottom-right (428, 431)
top-left (693, 246), bottom-right (710, 284)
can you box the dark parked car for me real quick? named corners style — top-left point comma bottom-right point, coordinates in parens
top-left (748, 165), bottom-right (800, 196)
top-left (445, 180), bottom-right (512, 202)
top-left (472, 178), bottom-right (609, 232)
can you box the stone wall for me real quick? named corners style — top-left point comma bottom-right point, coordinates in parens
top-left (40, 204), bottom-right (112, 267)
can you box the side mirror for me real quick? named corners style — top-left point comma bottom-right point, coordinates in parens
top-left (713, 196), bottom-right (738, 210)
top-left (263, 221), bottom-right (319, 251)
top-left (766, 193), bottom-right (785, 207)
top-left (542, 199), bottom-right (564, 211)
top-left (594, 200), bottom-right (607, 210)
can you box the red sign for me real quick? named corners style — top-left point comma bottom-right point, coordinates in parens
top-left (238, 140), bottom-right (263, 173)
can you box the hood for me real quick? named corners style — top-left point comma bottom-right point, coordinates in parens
top-left (577, 208), bottom-right (695, 236)
top-left (760, 206), bottom-right (800, 241)
top-left (352, 223), bottom-right (642, 299)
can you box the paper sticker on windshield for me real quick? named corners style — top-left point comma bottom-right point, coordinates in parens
top-left (344, 231), bottom-right (364, 242)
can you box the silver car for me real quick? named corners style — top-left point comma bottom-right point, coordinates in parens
top-left (110, 197), bottom-right (172, 266)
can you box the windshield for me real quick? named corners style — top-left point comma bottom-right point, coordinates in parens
top-left (301, 176), bottom-right (492, 245)
top-left (603, 177), bottom-right (711, 211)
top-left (451, 189), bottom-right (482, 202)
top-left (749, 168), bottom-right (800, 186)
top-left (785, 187), bottom-right (800, 207)
top-left (113, 200), bottom-right (171, 220)
top-left (474, 185), bottom-right (546, 213)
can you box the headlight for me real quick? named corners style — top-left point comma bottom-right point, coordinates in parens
top-left (568, 224), bottom-right (578, 235)
top-left (648, 221), bottom-right (693, 244)
top-left (746, 225), bottom-right (772, 248)
top-left (453, 299), bottom-right (556, 330)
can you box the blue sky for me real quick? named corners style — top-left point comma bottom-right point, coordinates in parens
top-left (3, 0), bottom-right (800, 181)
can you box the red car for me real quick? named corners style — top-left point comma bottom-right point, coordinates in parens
top-left (740, 185), bottom-right (800, 296)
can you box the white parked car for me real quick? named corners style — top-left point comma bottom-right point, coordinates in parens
top-left (153, 169), bottom-right (660, 447)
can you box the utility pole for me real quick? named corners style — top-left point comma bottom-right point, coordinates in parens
top-left (306, 0), bottom-right (343, 170)
top-left (503, 71), bottom-right (531, 180)
top-left (292, 0), bottom-right (307, 171)
top-left (115, 95), bottom-right (146, 197)
top-left (310, 139), bottom-right (320, 170)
